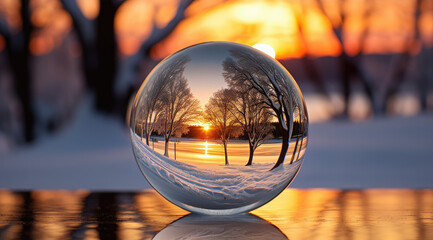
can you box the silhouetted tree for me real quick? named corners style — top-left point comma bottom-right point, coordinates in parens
top-left (383, 0), bottom-right (423, 112)
top-left (224, 75), bottom-right (274, 166)
top-left (115, 0), bottom-right (194, 102)
top-left (316, 0), bottom-right (376, 116)
top-left (60, 0), bottom-right (194, 113)
top-left (60, 0), bottom-right (121, 112)
top-left (205, 89), bottom-right (241, 165)
top-left (0, 0), bottom-right (35, 143)
top-left (292, 1), bottom-right (329, 98)
top-left (155, 62), bottom-right (201, 157)
top-left (223, 49), bottom-right (303, 170)
top-left (290, 102), bottom-right (308, 164)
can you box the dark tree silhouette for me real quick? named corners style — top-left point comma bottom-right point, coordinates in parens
top-left (60, 0), bottom-right (194, 113)
top-left (223, 74), bottom-right (274, 166)
top-left (290, 102), bottom-right (308, 164)
top-left (155, 69), bottom-right (201, 157)
top-left (205, 89), bottom-right (241, 165)
top-left (292, 1), bottom-right (329, 98)
top-left (383, 0), bottom-right (423, 112)
top-left (60, 0), bottom-right (121, 112)
top-left (223, 49), bottom-right (303, 170)
top-left (316, 0), bottom-right (376, 116)
top-left (0, 0), bottom-right (35, 143)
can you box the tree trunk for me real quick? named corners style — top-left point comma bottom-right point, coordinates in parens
top-left (340, 53), bottom-right (352, 117)
top-left (246, 143), bottom-right (254, 166)
top-left (95, 0), bottom-right (117, 112)
top-left (164, 138), bottom-right (169, 157)
top-left (301, 56), bottom-right (328, 97)
top-left (289, 136), bottom-right (300, 164)
top-left (144, 123), bottom-right (150, 145)
top-left (383, 0), bottom-right (422, 113)
top-left (296, 136), bottom-right (304, 161)
top-left (9, 48), bottom-right (35, 143)
top-left (418, 57), bottom-right (429, 112)
top-left (59, 0), bottom-right (97, 89)
top-left (383, 52), bottom-right (411, 112)
top-left (223, 141), bottom-right (229, 165)
top-left (271, 130), bottom-right (290, 170)
top-left (81, 46), bottom-right (98, 90)
top-left (7, 0), bottom-right (35, 143)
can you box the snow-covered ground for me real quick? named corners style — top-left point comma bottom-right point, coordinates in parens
top-left (132, 132), bottom-right (302, 212)
top-left (1, 99), bottom-right (433, 190)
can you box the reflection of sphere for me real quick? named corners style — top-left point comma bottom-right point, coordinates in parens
top-left (153, 214), bottom-right (288, 239)
top-left (130, 42), bottom-right (308, 215)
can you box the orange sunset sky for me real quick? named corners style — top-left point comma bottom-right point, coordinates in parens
top-left (1, 0), bottom-right (432, 59)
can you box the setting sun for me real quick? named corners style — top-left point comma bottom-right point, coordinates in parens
top-left (203, 125), bottom-right (210, 131)
top-left (252, 44), bottom-right (276, 58)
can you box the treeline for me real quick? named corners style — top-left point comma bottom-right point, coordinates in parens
top-left (181, 122), bottom-right (306, 140)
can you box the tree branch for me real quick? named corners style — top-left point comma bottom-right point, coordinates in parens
top-left (142, 0), bottom-right (194, 55)
top-left (60, 0), bottom-right (95, 45)
top-left (115, 0), bottom-right (194, 97)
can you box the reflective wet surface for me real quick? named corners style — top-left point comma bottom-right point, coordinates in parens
top-left (1, 189), bottom-right (432, 239)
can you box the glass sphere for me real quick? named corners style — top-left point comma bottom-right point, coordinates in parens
top-left (130, 42), bottom-right (308, 215)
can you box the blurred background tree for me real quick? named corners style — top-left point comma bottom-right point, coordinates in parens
top-left (0, 0), bottom-right (432, 147)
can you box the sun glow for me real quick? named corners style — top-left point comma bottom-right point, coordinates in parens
top-left (252, 44), bottom-right (276, 58)
top-left (203, 125), bottom-right (210, 131)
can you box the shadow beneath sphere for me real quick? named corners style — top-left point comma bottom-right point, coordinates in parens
top-left (153, 213), bottom-right (288, 239)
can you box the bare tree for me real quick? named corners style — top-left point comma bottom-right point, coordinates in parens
top-left (383, 0), bottom-right (423, 112)
top-left (0, 0), bottom-right (35, 143)
top-left (155, 66), bottom-right (201, 157)
top-left (224, 78), bottom-right (274, 166)
top-left (60, 0), bottom-right (121, 112)
top-left (316, 0), bottom-right (376, 116)
top-left (137, 57), bottom-right (190, 146)
top-left (115, 0), bottom-right (194, 99)
top-left (205, 89), bottom-right (241, 165)
top-left (291, 0), bottom-right (328, 98)
top-left (60, 0), bottom-right (194, 113)
top-left (223, 49), bottom-right (304, 170)
top-left (289, 101), bottom-right (308, 164)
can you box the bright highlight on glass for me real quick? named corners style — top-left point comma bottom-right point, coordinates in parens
top-left (252, 43), bottom-right (276, 58)
top-left (130, 42), bottom-right (308, 215)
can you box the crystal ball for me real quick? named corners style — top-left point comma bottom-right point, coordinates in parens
top-left (130, 42), bottom-right (308, 215)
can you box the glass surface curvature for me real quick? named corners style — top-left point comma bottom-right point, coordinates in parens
top-left (130, 42), bottom-right (308, 215)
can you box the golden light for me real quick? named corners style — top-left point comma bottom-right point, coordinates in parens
top-left (203, 125), bottom-right (210, 131)
top-left (204, 140), bottom-right (208, 157)
top-left (252, 43), bottom-right (276, 58)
